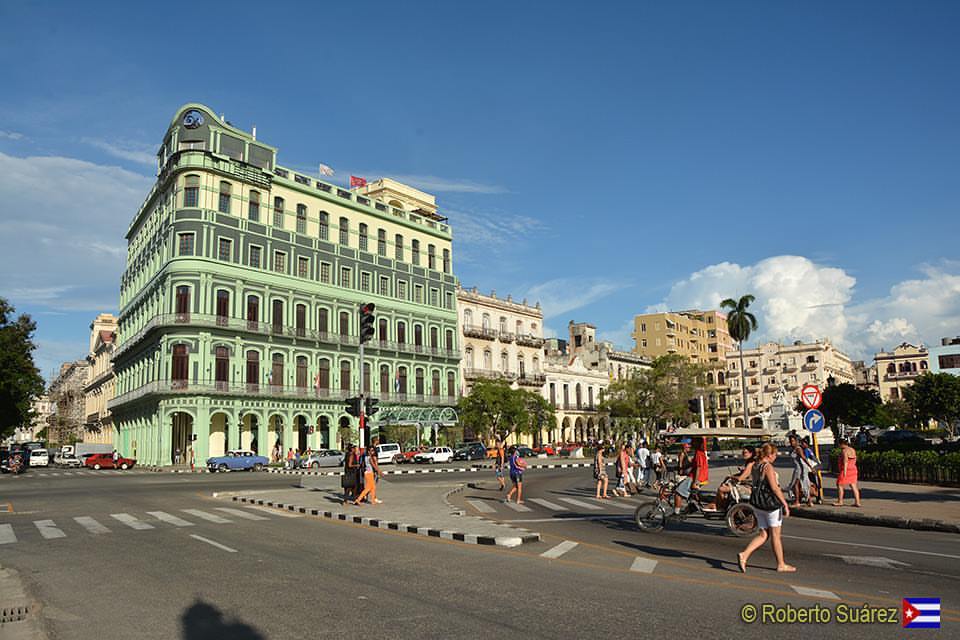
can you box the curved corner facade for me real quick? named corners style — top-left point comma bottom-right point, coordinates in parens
top-left (109, 104), bottom-right (460, 465)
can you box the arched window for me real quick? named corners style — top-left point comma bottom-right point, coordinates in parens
top-left (377, 229), bottom-right (386, 256)
top-left (447, 371), bottom-right (456, 399)
top-left (430, 327), bottom-right (438, 350)
top-left (442, 248), bottom-right (450, 273)
top-left (397, 366), bottom-right (408, 396)
top-left (464, 309), bottom-right (473, 326)
top-left (184, 175), bottom-right (200, 207)
top-left (378, 318), bottom-right (388, 342)
top-left (175, 285), bottom-right (190, 320)
top-left (415, 368), bottom-right (425, 396)
top-left (245, 350), bottom-right (259, 390)
top-left (483, 350), bottom-right (492, 370)
top-left (501, 351), bottom-right (509, 373)
top-left (394, 234), bottom-right (403, 260)
top-left (358, 223), bottom-right (368, 251)
top-left (518, 354), bottom-right (526, 378)
top-left (482, 314), bottom-right (491, 330)
top-left (706, 372), bottom-right (715, 385)
top-left (296, 204), bottom-right (307, 234)
top-left (172, 345), bottom-right (189, 387)
top-left (215, 290), bottom-right (229, 326)
top-left (414, 325), bottom-right (423, 350)
top-left (246, 295), bottom-right (259, 330)
top-left (516, 320), bottom-right (523, 335)
top-left (445, 329), bottom-right (454, 352)
top-left (339, 311), bottom-right (349, 337)
top-left (214, 346), bottom-right (229, 387)
top-left (317, 308), bottom-right (328, 335)
top-left (499, 317), bottom-right (507, 334)
top-left (317, 358), bottom-right (330, 393)
top-left (340, 360), bottom-right (351, 392)
top-left (248, 190), bottom-right (260, 221)
top-left (338, 217), bottom-right (349, 245)
top-left (431, 370), bottom-right (440, 396)
top-left (427, 244), bottom-right (436, 270)
top-left (295, 304), bottom-right (306, 337)
top-left (465, 347), bottom-right (474, 369)
top-left (218, 181), bottom-right (232, 213)
top-left (718, 372), bottom-right (725, 385)
top-left (296, 356), bottom-right (308, 389)
top-left (319, 211), bottom-right (329, 240)
top-left (273, 197), bottom-right (284, 227)
top-left (397, 321), bottom-right (406, 344)
top-left (271, 353), bottom-right (283, 388)
top-left (576, 384), bottom-right (582, 409)
top-left (411, 239), bottom-right (420, 265)
top-left (271, 300), bottom-right (283, 333)
top-left (379, 364), bottom-right (390, 394)
top-left (588, 386), bottom-right (594, 408)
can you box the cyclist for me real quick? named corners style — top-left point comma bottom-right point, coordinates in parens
top-left (705, 446), bottom-right (756, 512)
top-left (673, 439), bottom-right (693, 514)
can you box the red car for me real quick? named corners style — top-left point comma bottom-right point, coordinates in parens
top-left (534, 444), bottom-right (558, 456)
top-left (84, 453), bottom-right (137, 470)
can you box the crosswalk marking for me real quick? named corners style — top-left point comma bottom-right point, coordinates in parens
top-left (214, 507), bottom-right (268, 521)
top-left (466, 499), bottom-right (496, 513)
top-left (147, 511), bottom-right (194, 527)
top-left (558, 497), bottom-right (602, 511)
top-left (35, 520), bottom-right (66, 539)
top-left (182, 509), bottom-right (231, 524)
top-left (541, 540), bottom-right (578, 559)
top-left (242, 505), bottom-right (301, 518)
top-left (791, 585), bottom-right (839, 600)
top-left (111, 513), bottom-right (154, 530)
top-left (630, 557), bottom-right (658, 574)
top-left (591, 498), bottom-right (635, 510)
top-left (74, 516), bottom-right (111, 534)
top-left (529, 498), bottom-right (568, 511)
top-left (0, 524), bottom-right (17, 544)
top-left (503, 501), bottom-right (533, 512)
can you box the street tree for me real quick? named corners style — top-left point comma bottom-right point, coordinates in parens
top-left (601, 354), bottom-right (706, 442)
top-left (816, 383), bottom-right (882, 437)
top-left (0, 298), bottom-right (46, 439)
top-left (457, 378), bottom-right (529, 442)
top-left (515, 389), bottom-right (555, 446)
top-left (904, 373), bottom-right (960, 438)
top-left (721, 294), bottom-right (758, 429)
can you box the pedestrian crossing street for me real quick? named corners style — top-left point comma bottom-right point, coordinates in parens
top-left (0, 507), bottom-right (274, 546)
top-left (466, 494), bottom-right (642, 517)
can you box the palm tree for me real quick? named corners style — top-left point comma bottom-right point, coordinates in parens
top-left (721, 295), bottom-right (759, 429)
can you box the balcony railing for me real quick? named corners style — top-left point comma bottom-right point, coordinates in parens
top-left (801, 361), bottom-right (818, 371)
top-left (516, 373), bottom-right (546, 386)
top-left (463, 368), bottom-right (518, 382)
top-left (113, 313), bottom-right (460, 360)
top-left (498, 331), bottom-right (515, 343)
top-left (558, 403), bottom-right (598, 412)
top-left (782, 363), bottom-right (798, 372)
top-left (463, 324), bottom-right (498, 341)
top-left (109, 380), bottom-right (454, 409)
top-left (515, 334), bottom-right (545, 348)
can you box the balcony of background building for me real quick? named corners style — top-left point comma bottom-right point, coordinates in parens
top-left (802, 360), bottom-right (819, 371)
top-left (498, 331), bottom-right (515, 343)
top-left (113, 313), bottom-right (460, 360)
top-left (515, 334), bottom-right (545, 348)
top-left (516, 373), bottom-right (546, 387)
top-left (763, 364), bottom-right (778, 374)
top-left (463, 324), bottom-right (498, 341)
top-left (782, 362), bottom-right (798, 372)
top-left (464, 368), bottom-right (516, 382)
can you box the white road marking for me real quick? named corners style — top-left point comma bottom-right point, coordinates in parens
top-left (592, 498), bottom-right (635, 510)
top-left (147, 511), bottom-right (194, 527)
top-left (825, 554), bottom-right (911, 569)
top-left (791, 585), bottom-right (839, 600)
top-left (466, 499), bottom-right (496, 513)
top-left (111, 513), bottom-right (155, 530)
top-left (189, 534), bottom-right (237, 553)
top-left (508, 515), bottom-right (632, 523)
top-left (182, 509), bottom-right (231, 524)
top-left (214, 507), bottom-right (268, 521)
top-left (242, 505), bottom-right (301, 518)
top-left (529, 498), bottom-right (568, 511)
top-left (784, 534), bottom-right (960, 560)
top-left (0, 524), bottom-right (17, 544)
top-left (559, 497), bottom-right (602, 511)
top-left (74, 516), bottom-right (111, 534)
top-left (630, 557), bottom-right (658, 573)
top-left (541, 540), bottom-right (578, 559)
top-left (503, 501), bottom-right (533, 512)
top-left (35, 520), bottom-right (66, 539)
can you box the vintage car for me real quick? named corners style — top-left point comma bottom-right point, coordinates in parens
top-left (85, 453), bottom-right (137, 470)
top-left (207, 450), bottom-right (268, 472)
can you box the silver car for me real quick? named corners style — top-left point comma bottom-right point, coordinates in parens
top-left (300, 449), bottom-right (344, 469)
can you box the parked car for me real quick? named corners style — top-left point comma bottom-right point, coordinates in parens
top-left (375, 443), bottom-right (402, 464)
top-left (514, 446), bottom-right (537, 458)
top-left (454, 442), bottom-right (487, 461)
top-left (54, 452), bottom-right (83, 468)
top-left (300, 449), bottom-right (344, 469)
top-left (29, 448), bottom-right (50, 467)
top-left (397, 447), bottom-right (427, 464)
top-left (414, 447), bottom-right (454, 464)
top-left (533, 444), bottom-right (557, 456)
top-left (207, 450), bottom-right (268, 472)
top-left (85, 453), bottom-right (137, 470)
top-left (877, 430), bottom-right (928, 446)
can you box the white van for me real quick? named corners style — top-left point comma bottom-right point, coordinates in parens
top-left (375, 443), bottom-right (402, 464)
top-left (29, 448), bottom-right (50, 467)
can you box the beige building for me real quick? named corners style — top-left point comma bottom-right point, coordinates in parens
top-left (568, 321), bottom-right (651, 381)
top-left (852, 360), bottom-right (879, 393)
top-left (632, 309), bottom-right (734, 366)
top-left (49, 361), bottom-right (90, 445)
top-left (84, 313), bottom-right (118, 446)
top-left (13, 395), bottom-right (54, 443)
top-left (457, 286), bottom-right (545, 396)
top-left (725, 340), bottom-right (855, 427)
top-left (542, 348), bottom-right (610, 444)
top-left (875, 343), bottom-right (929, 402)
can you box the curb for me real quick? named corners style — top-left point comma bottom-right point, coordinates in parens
top-left (229, 495), bottom-right (541, 547)
top-left (791, 508), bottom-right (960, 534)
top-left (144, 466), bottom-right (210, 474)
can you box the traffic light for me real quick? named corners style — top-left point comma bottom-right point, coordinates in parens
top-left (687, 398), bottom-right (700, 414)
top-left (365, 397), bottom-right (380, 417)
top-left (359, 302), bottom-right (376, 343)
top-left (345, 396), bottom-right (362, 417)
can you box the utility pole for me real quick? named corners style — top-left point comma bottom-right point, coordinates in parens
top-left (358, 303), bottom-right (376, 448)
top-left (699, 395), bottom-right (706, 429)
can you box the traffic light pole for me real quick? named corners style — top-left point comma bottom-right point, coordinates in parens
top-left (359, 340), bottom-right (365, 449)
top-left (699, 395), bottom-right (706, 429)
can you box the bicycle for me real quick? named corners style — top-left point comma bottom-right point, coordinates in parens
top-left (634, 475), bottom-right (757, 536)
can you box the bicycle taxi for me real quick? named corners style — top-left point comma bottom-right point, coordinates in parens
top-left (634, 427), bottom-right (775, 536)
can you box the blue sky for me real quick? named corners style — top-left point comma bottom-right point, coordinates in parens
top-left (1, 1), bottom-right (959, 380)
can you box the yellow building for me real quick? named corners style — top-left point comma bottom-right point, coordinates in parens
top-left (632, 309), bottom-right (733, 365)
top-left (83, 313), bottom-right (117, 446)
top-left (875, 343), bottom-right (930, 402)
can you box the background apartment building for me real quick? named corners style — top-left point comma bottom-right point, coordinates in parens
top-left (875, 343), bottom-right (929, 402)
top-left (632, 309), bottom-right (733, 366)
top-left (929, 337), bottom-right (960, 376)
top-left (568, 321), bottom-right (650, 381)
top-left (83, 313), bottom-right (118, 446)
top-left (49, 361), bottom-right (90, 445)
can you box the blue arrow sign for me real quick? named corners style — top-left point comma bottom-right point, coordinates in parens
top-left (803, 409), bottom-right (825, 433)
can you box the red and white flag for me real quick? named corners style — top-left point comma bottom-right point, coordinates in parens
top-left (350, 175), bottom-right (367, 188)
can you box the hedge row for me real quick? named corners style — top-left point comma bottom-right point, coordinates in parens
top-left (830, 449), bottom-right (960, 485)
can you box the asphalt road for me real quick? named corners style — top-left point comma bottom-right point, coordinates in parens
top-left (0, 466), bottom-right (955, 639)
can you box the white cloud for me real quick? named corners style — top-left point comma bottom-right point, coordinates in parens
top-left (525, 277), bottom-right (623, 319)
top-left (0, 131), bottom-right (25, 140)
top-left (80, 137), bottom-right (157, 167)
top-left (385, 174), bottom-right (505, 194)
top-left (653, 255), bottom-right (960, 359)
top-left (443, 205), bottom-right (543, 259)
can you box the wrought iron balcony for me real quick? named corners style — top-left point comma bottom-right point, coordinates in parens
top-left (515, 334), bottom-right (545, 348)
top-left (463, 324), bottom-right (498, 341)
top-left (498, 331), bottom-right (515, 343)
top-left (516, 373), bottom-right (546, 386)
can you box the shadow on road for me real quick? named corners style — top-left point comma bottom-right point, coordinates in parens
top-left (181, 600), bottom-right (265, 640)
top-left (611, 539), bottom-right (736, 572)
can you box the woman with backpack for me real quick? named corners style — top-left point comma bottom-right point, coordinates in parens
top-left (737, 443), bottom-right (795, 574)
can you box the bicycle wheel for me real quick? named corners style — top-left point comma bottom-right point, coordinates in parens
top-left (634, 501), bottom-right (667, 532)
top-left (726, 503), bottom-right (757, 537)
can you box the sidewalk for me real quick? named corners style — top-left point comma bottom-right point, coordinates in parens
top-left (223, 475), bottom-right (541, 547)
top-left (0, 564), bottom-right (46, 640)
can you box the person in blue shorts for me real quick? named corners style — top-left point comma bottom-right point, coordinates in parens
top-left (505, 446), bottom-right (527, 504)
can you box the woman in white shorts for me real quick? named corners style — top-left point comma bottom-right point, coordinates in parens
top-left (737, 443), bottom-right (795, 574)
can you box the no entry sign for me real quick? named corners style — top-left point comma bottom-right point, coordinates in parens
top-left (801, 384), bottom-right (822, 410)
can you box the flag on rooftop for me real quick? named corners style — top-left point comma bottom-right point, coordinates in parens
top-left (319, 164), bottom-right (334, 177)
top-left (350, 175), bottom-right (367, 188)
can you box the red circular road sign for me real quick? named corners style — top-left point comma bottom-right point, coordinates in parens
top-left (801, 384), bottom-right (822, 410)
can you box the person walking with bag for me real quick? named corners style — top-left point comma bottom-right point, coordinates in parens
top-left (737, 443), bottom-right (795, 574)
top-left (594, 445), bottom-right (610, 499)
top-left (352, 445), bottom-right (382, 505)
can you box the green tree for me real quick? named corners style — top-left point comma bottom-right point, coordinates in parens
top-left (816, 383), bottom-right (882, 437)
top-left (457, 378), bottom-right (529, 442)
top-left (519, 389), bottom-right (555, 446)
top-left (904, 373), bottom-right (960, 437)
top-left (0, 298), bottom-right (46, 439)
top-left (721, 295), bottom-right (759, 428)
top-left (873, 399), bottom-right (917, 429)
top-left (601, 354), bottom-right (705, 442)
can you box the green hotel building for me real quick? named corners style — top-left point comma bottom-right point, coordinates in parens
top-left (109, 104), bottom-right (460, 466)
